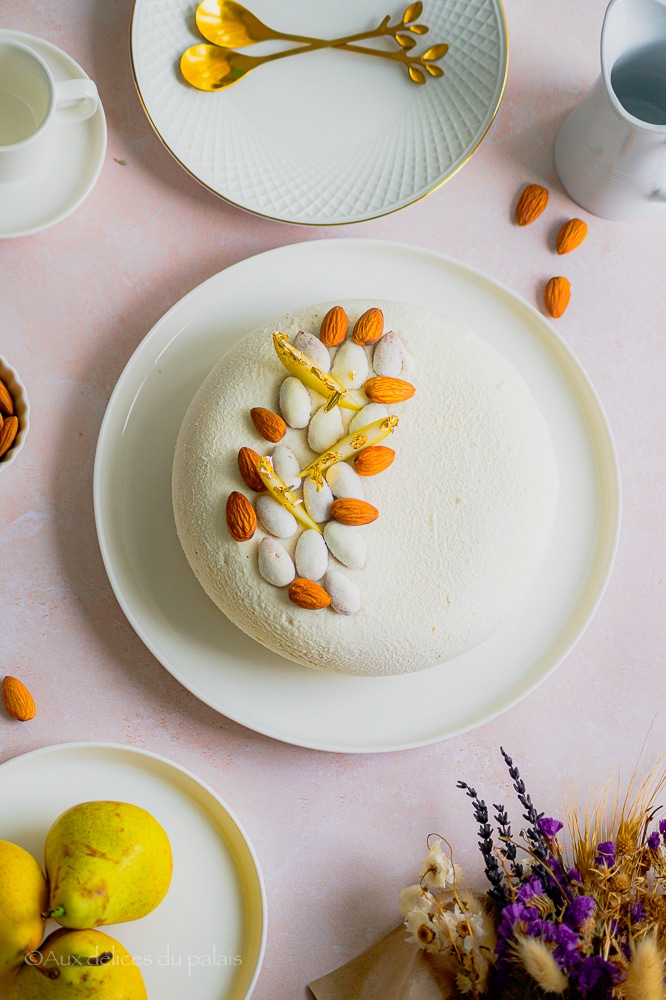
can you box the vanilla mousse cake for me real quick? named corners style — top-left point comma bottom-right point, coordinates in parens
top-left (172, 300), bottom-right (559, 676)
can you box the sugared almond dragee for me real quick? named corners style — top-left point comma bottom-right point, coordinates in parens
top-left (308, 405), bottom-right (343, 454)
top-left (271, 444), bottom-right (301, 491)
top-left (323, 521), bottom-right (367, 570)
top-left (258, 537), bottom-right (295, 587)
top-left (256, 495), bottom-right (298, 538)
top-left (293, 331), bottom-right (331, 372)
top-left (279, 376), bottom-right (311, 429)
top-left (364, 377), bottom-right (415, 404)
top-left (354, 445), bottom-right (395, 476)
top-left (331, 498), bottom-right (378, 525)
top-left (320, 305), bottom-right (348, 347)
top-left (295, 529), bottom-right (329, 581)
top-left (372, 332), bottom-right (404, 377)
top-left (226, 491), bottom-right (257, 542)
top-left (325, 570), bottom-right (361, 616)
top-left (353, 307), bottom-right (384, 346)
top-left (326, 462), bottom-right (364, 499)
top-left (303, 475), bottom-right (333, 523)
top-left (251, 406), bottom-right (286, 442)
top-left (331, 341), bottom-right (368, 390)
top-left (238, 446), bottom-right (266, 492)
top-left (289, 577), bottom-right (331, 610)
top-left (349, 403), bottom-right (388, 434)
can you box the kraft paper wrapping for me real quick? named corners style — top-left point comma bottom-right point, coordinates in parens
top-left (308, 925), bottom-right (458, 1000)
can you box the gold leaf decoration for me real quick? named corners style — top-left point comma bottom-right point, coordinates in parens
top-left (395, 32), bottom-right (417, 49)
top-left (408, 23), bottom-right (429, 34)
top-left (408, 64), bottom-right (427, 84)
top-left (425, 63), bottom-right (444, 77)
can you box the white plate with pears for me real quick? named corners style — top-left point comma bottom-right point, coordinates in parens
top-left (130, 0), bottom-right (507, 224)
top-left (0, 743), bottom-right (266, 1000)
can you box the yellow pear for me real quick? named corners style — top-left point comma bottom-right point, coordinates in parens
top-left (0, 840), bottom-right (48, 976)
top-left (7, 928), bottom-right (148, 999)
top-left (44, 801), bottom-right (172, 929)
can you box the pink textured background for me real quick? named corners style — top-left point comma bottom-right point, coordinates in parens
top-left (1, 0), bottom-right (665, 997)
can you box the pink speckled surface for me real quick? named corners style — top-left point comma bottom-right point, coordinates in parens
top-left (1, 0), bottom-right (665, 997)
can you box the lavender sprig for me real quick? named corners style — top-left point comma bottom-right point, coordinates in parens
top-left (500, 747), bottom-right (549, 864)
top-left (457, 780), bottom-right (509, 906)
top-left (493, 801), bottom-right (527, 882)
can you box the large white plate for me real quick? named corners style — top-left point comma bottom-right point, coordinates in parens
top-left (130, 0), bottom-right (507, 224)
top-left (0, 743), bottom-right (265, 999)
top-left (0, 30), bottom-right (106, 240)
top-left (94, 239), bottom-right (620, 753)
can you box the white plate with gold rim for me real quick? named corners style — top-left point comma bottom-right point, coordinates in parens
top-left (129, 0), bottom-right (507, 224)
top-left (0, 742), bottom-right (266, 1000)
top-left (94, 239), bottom-right (620, 753)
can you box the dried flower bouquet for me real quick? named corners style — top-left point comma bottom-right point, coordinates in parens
top-left (400, 749), bottom-right (666, 999)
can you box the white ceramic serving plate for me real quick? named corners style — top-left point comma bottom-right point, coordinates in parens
top-left (0, 30), bottom-right (106, 239)
top-left (0, 743), bottom-right (265, 1000)
top-left (130, 0), bottom-right (507, 224)
top-left (94, 239), bottom-right (620, 753)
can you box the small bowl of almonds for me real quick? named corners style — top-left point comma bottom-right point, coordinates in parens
top-left (0, 356), bottom-right (29, 470)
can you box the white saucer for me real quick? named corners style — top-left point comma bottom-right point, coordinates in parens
top-left (0, 30), bottom-right (106, 239)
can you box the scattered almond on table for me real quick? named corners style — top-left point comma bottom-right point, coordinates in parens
top-left (515, 183), bottom-right (549, 226)
top-left (556, 218), bottom-right (588, 254)
top-left (2, 675), bottom-right (36, 721)
top-left (544, 276), bottom-right (571, 318)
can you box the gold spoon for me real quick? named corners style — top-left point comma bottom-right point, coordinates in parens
top-left (181, 40), bottom-right (448, 91)
top-left (195, 0), bottom-right (427, 50)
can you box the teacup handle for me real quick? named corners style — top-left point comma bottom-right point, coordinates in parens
top-left (53, 78), bottom-right (99, 125)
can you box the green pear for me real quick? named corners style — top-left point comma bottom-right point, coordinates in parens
top-left (0, 840), bottom-right (48, 977)
top-left (44, 801), bottom-right (172, 929)
top-left (7, 928), bottom-right (147, 999)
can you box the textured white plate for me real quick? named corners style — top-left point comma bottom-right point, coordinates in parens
top-left (94, 239), bottom-right (620, 753)
top-left (130, 0), bottom-right (507, 224)
top-left (0, 743), bottom-right (265, 1000)
top-left (0, 30), bottom-right (106, 239)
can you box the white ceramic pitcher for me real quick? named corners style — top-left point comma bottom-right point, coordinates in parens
top-left (554, 0), bottom-right (666, 220)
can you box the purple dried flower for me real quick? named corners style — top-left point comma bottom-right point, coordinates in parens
top-left (538, 817), bottom-right (564, 839)
top-left (565, 895), bottom-right (596, 928)
top-left (529, 920), bottom-right (580, 968)
top-left (595, 841), bottom-right (616, 868)
top-left (659, 818), bottom-right (666, 838)
top-left (516, 877), bottom-right (544, 902)
top-left (569, 954), bottom-right (621, 995)
top-left (568, 867), bottom-right (582, 883)
top-left (630, 902), bottom-right (645, 923)
top-left (648, 830), bottom-right (661, 850)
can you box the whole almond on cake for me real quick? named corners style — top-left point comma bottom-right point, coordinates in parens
top-left (2, 676), bottom-right (36, 721)
top-left (238, 446), bottom-right (266, 492)
top-left (364, 377), bottom-right (415, 404)
top-left (288, 578), bottom-right (331, 610)
top-left (226, 491), bottom-right (257, 541)
top-left (352, 307), bottom-right (384, 346)
top-left (319, 305), bottom-right (348, 347)
top-left (331, 498), bottom-right (379, 525)
top-left (354, 445), bottom-right (395, 476)
top-left (515, 183), bottom-right (549, 226)
top-left (250, 407), bottom-right (286, 442)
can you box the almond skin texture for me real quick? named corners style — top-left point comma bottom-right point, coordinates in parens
top-left (354, 445), bottom-right (395, 476)
top-left (288, 577), bottom-right (332, 610)
top-left (250, 406), bottom-right (286, 443)
top-left (352, 307), bottom-right (384, 346)
top-left (364, 376), bottom-right (415, 404)
top-left (226, 491), bottom-right (257, 541)
top-left (319, 305), bottom-right (348, 347)
top-left (556, 218), bottom-right (588, 254)
top-left (544, 276), bottom-right (571, 318)
top-left (238, 446), bottom-right (266, 492)
top-left (0, 415), bottom-right (18, 459)
top-left (331, 498), bottom-right (379, 525)
top-left (0, 379), bottom-right (13, 416)
top-left (515, 183), bottom-right (549, 226)
top-left (2, 676), bottom-right (36, 721)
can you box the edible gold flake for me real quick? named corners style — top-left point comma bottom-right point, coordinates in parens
top-left (299, 416), bottom-right (399, 478)
top-left (256, 456), bottom-right (321, 533)
top-left (273, 332), bottom-right (363, 411)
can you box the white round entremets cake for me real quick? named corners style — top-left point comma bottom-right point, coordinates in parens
top-left (172, 300), bottom-right (559, 676)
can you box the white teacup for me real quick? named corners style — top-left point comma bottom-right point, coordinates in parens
top-left (0, 39), bottom-right (98, 183)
